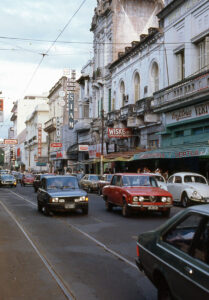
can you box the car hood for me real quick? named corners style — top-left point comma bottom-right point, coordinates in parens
top-left (48, 189), bottom-right (87, 197)
top-left (185, 183), bottom-right (209, 196)
top-left (125, 187), bottom-right (172, 197)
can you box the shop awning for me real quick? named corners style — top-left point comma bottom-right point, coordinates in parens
top-left (133, 145), bottom-right (209, 160)
top-left (103, 149), bottom-right (146, 162)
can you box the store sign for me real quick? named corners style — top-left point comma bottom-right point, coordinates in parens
top-left (17, 148), bottom-right (20, 157)
top-left (79, 145), bottom-right (89, 151)
top-left (0, 99), bottom-right (3, 111)
top-left (89, 144), bottom-right (107, 158)
top-left (166, 101), bottom-right (209, 125)
top-left (69, 93), bottom-right (74, 129)
top-left (56, 152), bottom-right (63, 158)
top-left (37, 124), bottom-right (42, 157)
top-left (4, 139), bottom-right (18, 145)
top-left (108, 128), bottom-right (132, 138)
top-left (56, 117), bottom-right (61, 142)
top-left (50, 143), bottom-right (62, 148)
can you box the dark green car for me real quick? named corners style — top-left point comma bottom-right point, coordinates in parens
top-left (136, 205), bottom-right (209, 300)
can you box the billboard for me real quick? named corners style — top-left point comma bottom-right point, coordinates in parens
top-left (79, 145), bottom-right (89, 151)
top-left (68, 93), bottom-right (74, 129)
top-left (108, 128), bottom-right (132, 138)
top-left (4, 139), bottom-right (18, 145)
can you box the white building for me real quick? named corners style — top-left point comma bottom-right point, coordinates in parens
top-left (24, 104), bottom-right (49, 172)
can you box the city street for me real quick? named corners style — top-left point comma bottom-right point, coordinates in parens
top-left (0, 184), bottom-right (183, 300)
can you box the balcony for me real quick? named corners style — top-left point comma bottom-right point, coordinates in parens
top-left (119, 104), bottom-right (136, 121)
top-left (44, 117), bottom-right (56, 132)
top-left (74, 119), bottom-right (91, 132)
top-left (106, 110), bottom-right (120, 126)
top-left (135, 97), bottom-right (152, 116)
top-left (151, 70), bottom-right (209, 112)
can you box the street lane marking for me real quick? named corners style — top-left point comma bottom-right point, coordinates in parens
top-left (0, 199), bottom-right (75, 300)
top-left (8, 189), bottom-right (138, 270)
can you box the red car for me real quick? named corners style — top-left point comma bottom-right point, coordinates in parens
top-left (21, 174), bottom-right (35, 186)
top-left (102, 173), bottom-right (173, 217)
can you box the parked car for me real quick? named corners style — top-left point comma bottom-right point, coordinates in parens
top-left (79, 174), bottom-right (101, 193)
top-left (0, 174), bottom-right (17, 187)
top-left (33, 173), bottom-right (54, 192)
top-left (98, 174), bottom-right (113, 195)
top-left (136, 204), bottom-right (209, 300)
top-left (37, 175), bottom-right (88, 215)
top-left (71, 173), bottom-right (85, 182)
top-left (167, 172), bottom-right (209, 207)
top-left (103, 173), bottom-right (173, 217)
top-left (21, 173), bottom-right (35, 186)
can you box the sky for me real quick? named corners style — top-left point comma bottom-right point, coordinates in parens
top-left (0, 0), bottom-right (97, 137)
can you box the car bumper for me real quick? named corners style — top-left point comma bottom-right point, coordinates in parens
top-left (47, 202), bottom-right (88, 212)
top-left (190, 198), bottom-right (209, 204)
top-left (128, 203), bottom-right (172, 211)
top-left (135, 258), bottom-right (144, 272)
top-left (0, 182), bottom-right (16, 186)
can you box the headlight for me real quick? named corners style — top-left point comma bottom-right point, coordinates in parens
top-left (58, 199), bottom-right (65, 203)
top-left (167, 197), bottom-right (172, 203)
top-left (51, 197), bottom-right (59, 203)
top-left (133, 196), bottom-right (138, 202)
top-left (75, 196), bottom-right (88, 202)
top-left (192, 191), bottom-right (202, 200)
top-left (161, 197), bottom-right (167, 202)
top-left (138, 196), bottom-right (144, 202)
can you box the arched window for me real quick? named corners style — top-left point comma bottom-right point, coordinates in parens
top-left (120, 81), bottom-right (125, 106)
top-left (151, 62), bottom-right (159, 93)
top-left (134, 73), bottom-right (140, 102)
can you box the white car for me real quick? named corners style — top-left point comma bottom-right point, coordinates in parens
top-left (167, 172), bottom-right (209, 207)
top-left (144, 173), bottom-right (168, 191)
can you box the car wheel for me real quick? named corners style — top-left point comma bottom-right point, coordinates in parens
top-left (181, 193), bottom-right (190, 208)
top-left (82, 206), bottom-right (88, 215)
top-left (37, 201), bottom-right (42, 212)
top-left (122, 202), bottom-right (130, 217)
top-left (105, 199), bottom-right (113, 212)
top-left (161, 208), bottom-right (170, 218)
top-left (43, 205), bottom-right (51, 216)
top-left (158, 280), bottom-right (172, 300)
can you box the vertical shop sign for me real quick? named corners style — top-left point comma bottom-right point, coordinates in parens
top-left (69, 93), bottom-right (74, 129)
top-left (56, 117), bottom-right (60, 142)
top-left (37, 124), bottom-right (42, 157)
top-left (0, 99), bottom-right (3, 122)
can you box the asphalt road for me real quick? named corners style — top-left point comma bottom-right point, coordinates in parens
top-left (0, 184), bottom-right (182, 300)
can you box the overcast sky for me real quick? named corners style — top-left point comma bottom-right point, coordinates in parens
top-left (0, 0), bottom-right (97, 137)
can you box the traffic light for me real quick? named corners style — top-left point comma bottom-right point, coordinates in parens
top-left (0, 99), bottom-right (3, 111)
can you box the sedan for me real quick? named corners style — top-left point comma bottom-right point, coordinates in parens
top-left (97, 174), bottom-right (113, 195)
top-left (103, 173), bottom-right (173, 217)
top-left (37, 175), bottom-right (88, 216)
top-left (21, 173), bottom-right (35, 186)
top-left (79, 174), bottom-right (101, 193)
top-left (0, 174), bottom-right (17, 187)
top-left (167, 172), bottom-right (209, 207)
top-left (136, 205), bottom-right (209, 300)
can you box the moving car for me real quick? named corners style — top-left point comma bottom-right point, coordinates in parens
top-left (21, 173), bottom-right (35, 186)
top-left (0, 174), bottom-right (17, 187)
top-left (33, 173), bottom-right (54, 192)
top-left (98, 174), bottom-right (113, 195)
top-left (136, 205), bottom-right (209, 300)
top-left (103, 173), bottom-right (173, 217)
top-left (79, 174), bottom-right (101, 193)
top-left (167, 172), bottom-right (209, 207)
top-left (37, 175), bottom-right (88, 216)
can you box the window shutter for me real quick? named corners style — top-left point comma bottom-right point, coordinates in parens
top-left (205, 36), bottom-right (209, 69)
top-left (134, 84), bottom-right (138, 102)
top-left (177, 53), bottom-right (182, 81)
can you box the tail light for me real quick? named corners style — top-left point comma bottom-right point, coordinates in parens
top-left (136, 244), bottom-right (140, 257)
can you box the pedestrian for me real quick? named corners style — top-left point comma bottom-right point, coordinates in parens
top-left (137, 168), bottom-right (141, 173)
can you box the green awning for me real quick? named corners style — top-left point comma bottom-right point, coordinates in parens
top-left (133, 145), bottom-right (209, 160)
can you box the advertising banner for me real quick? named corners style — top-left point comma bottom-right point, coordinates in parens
top-left (37, 124), bottom-right (42, 157)
top-left (4, 139), bottom-right (18, 145)
top-left (79, 145), bottom-right (89, 151)
top-left (108, 128), bottom-right (132, 138)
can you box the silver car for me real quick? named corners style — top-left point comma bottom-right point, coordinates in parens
top-left (167, 172), bottom-right (209, 207)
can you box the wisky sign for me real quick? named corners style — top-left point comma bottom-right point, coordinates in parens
top-left (108, 128), bottom-right (132, 138)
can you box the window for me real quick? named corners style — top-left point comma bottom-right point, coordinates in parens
top-left (163, 214), bottom-right (204, 254)
top-left (192, 218), bottom-right (209, 264)
top-left (116, 176), bottom-right (122, 186)
top-left (174, 176), bottom-right (182, 183)
top-left (175, 130), bottom-right (184, 137)
top-left (108, 89), bottom-right (111, 112)
top-left (120, 81), bottom-right (125, 106)
top-left (176, 50), bottom-right (185, 81)
top-left (150, 62), bottom-right (159, 93)
top-left (167, 176), bottom-right (174, 183)
top-left (111, 176), bottom-right (117, 186)
top-left (134, 73), bottom-right (140, 102)
top-left (197, 37), bottom-right (209, 71)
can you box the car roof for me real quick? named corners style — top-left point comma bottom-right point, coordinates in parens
top-left (186, 204), bottom-right (209, 214)
top-left (113, 173), bottom-right (154, 176)
top-left (170, 172), bottom-right (206, 177)
top-left (43, 175), bottom-right (77, 179)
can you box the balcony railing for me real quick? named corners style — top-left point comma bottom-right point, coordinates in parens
top-left (151, 70), bottom-right (209, 111)
top-left (106, 110), bottom-right (120, 126)
top-left (119, 104), bottom-right (136, 121)
top-left (44, 117), bottom-right (56, 132)
top-left (135, 97), bottom-right (152, 115)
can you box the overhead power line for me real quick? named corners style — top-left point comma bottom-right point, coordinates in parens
top-left (22, 0), bottom-right (88, 96)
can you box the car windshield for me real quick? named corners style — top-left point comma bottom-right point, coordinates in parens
top-left (2, 175), bottom-right (14, 180)
top-left (184, 175), bottom-right (207, 184)
top-left (122, 175), bottom-right (158, 187)
top-left (154, 175), bottom-right (165, 182)
top-left (89, 175), bottom-right (100, 181)
top-left (25, 174), bottom-right (34, 178)
top-left (106, 174), bottom-right (113, 181)
top-left (47, 177), bottom-right (79, 190)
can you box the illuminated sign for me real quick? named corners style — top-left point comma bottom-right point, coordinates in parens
top-left (50, 143), bottom-right (62, 148)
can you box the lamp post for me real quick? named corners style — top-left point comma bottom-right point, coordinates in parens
top-left (100, 109), bottom-right (104, 176)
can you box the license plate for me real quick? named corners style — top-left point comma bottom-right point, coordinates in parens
top-left (148, 206), bottom-right (158, 210)
top-left (65, 204), bottom-right (75, 209)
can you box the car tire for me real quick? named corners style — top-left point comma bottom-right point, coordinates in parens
top-left (161, 208), bottom-right (170, 218)
top-left (43, 205), bottom-right (51, 216)
top-left (82, 206), bottom-right (88, 215)
top-left (122, 202), bottom-right (131, 217)
top-left (37, 201), bottom-right (42, 212)
top-left (105, 200), bottom-right (113, 212)
top-left (158, 279), bottom-right (172, 300)
top-left (181, 193), bottom-right (190, 208)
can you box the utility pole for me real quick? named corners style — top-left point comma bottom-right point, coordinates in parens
top-left (100, 109), bottom-right (104, 176)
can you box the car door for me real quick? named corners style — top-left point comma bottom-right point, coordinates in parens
top-left (107, 175), bottom-right (117, 202)
top-left (167, 175), bottom-right (182, 202)
top-left (159, 213), bottom-right (209, 299)
top-left (38, 179), bottom-right (47, 205)
top-left (167, 176), bottom-right (175, 198)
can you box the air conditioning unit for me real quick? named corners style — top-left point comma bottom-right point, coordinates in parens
top-left (123, 95), bottom-right (129, 102)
